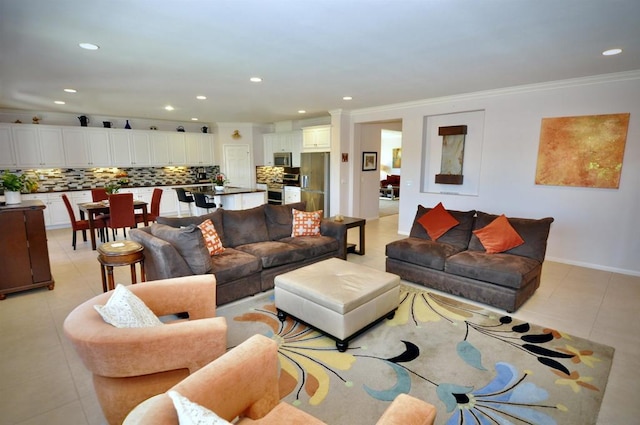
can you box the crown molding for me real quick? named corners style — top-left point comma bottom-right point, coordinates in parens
top-left (351, 70), bottom-right (640, 117)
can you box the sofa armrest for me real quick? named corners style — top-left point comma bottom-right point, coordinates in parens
top-left (129, 228), bottom-right (194, 280)
top-left (133, 335), bottom-right (281, 424)
top-left (376, 394), bottom-right (437, 425)
top-left (321, 219), bottom-right (348, 259)
top-left (63, 276), bottom-right (228, 378)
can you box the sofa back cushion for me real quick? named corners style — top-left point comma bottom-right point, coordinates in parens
top-left (221, 205), bottom-right (269, 247)
top-left (468, 211), bottom-right (554, 262)
top-left (410, 205), bottom-right (475, 250)
top-left (150, 223), bottom-right (212, 274)
top-left (157, 210), bottom-right (225, 246)
top-left (265, 202), bottom-right (306, 240)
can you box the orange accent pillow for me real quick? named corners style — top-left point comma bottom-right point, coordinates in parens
top-left (417, 202), bottom-right (460, 240)
top-left (197, 219), bottom-right (225, 255)
top-left (291, 209), bottom-right (323, 237)
top-left (473, 214), bottom-right (525, 254)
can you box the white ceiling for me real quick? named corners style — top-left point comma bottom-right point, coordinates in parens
top-left (1, 0), bottom-right (639, 125)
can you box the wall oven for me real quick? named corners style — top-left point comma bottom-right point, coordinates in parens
top-left (267, 186), bottom-right (284, 205)
top-left (274, 152), bottom-right (292, 167)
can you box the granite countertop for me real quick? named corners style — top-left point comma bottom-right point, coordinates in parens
top-left (191, 187), bottom-right (266, 196)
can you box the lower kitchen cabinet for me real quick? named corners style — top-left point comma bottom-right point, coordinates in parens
top-left (0, 201), bottom-right (54, 299)
top-left (284, 186), bottom-right (301, 204)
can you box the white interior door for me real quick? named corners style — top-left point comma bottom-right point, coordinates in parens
top-left (223, 144), bottom-right (251, 188)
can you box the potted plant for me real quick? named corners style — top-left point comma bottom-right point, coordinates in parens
top-left (104, 182), bottom-right (121, 195)
top-left (212, 173), bottom-right (228, 191)
top-left (1, 171), bottom-right (38, 204)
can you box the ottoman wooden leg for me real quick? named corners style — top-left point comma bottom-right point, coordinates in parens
top-left (336, 340), bottom-right (348, 352)
top-left (276, 309), bottom-right (287, 322)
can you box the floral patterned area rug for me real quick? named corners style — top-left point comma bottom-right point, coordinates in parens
top-left (217, 285), bottom-right (614, 425)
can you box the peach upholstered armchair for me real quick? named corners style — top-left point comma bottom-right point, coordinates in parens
top-left (63, 275), bottom-right (228, 425)
top-left (125, 334), bottom-right (436, 425)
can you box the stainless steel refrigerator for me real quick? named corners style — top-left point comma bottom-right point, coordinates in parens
top-left (300, 152), bottom-right (329, 215)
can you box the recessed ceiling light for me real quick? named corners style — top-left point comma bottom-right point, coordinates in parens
top-left (343, 96), bottom-right (353, 101)
top-left (64, 88), bottom-right (77, 93)
top-left (164, 105), bottom-right (174, 111)
top-left (298, 110), bottom-right (306, 114)
top-left (54, 101), bottom-right (66, 105)
top-left (196, 95), bottom-right (207, 100)
top-left (602, 48), bottom-right (622, 56)
top-left (79, 42), bottom-right (99, 50)
top-left (191, 118), bottom-right (199, 121)
top-left (250, 77), bottom-right (263, 83)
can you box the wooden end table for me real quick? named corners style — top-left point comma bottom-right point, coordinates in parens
top-left (98, 240), bottom-right (145, 292)
top-left (329, 216), bottom-right (366, 255)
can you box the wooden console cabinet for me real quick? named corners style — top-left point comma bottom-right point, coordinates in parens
top-left (0, 200), bottom-right (55, 299)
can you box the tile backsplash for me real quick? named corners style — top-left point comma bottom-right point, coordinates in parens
top-left (3, 166), bottom-right (219, 192)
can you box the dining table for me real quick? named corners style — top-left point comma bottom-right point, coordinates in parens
top-left (78, 200), bottom-right (149, 250)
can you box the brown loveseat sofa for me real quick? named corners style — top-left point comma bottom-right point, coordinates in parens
top-left (385, 205), bottom-right (553, 312)
top-left (129, 202), bottom-right (347, 306)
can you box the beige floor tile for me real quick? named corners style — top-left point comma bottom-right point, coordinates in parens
top-left (14, 401), bottom-right (89, 425)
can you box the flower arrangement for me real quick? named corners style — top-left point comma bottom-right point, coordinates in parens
top-left (213, 173), bottom-right (228, 186)
top-left (104, 182), bottom-right (121, 195)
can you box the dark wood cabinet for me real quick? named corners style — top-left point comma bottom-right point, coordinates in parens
top-left (0, 200), bottom-right (54, 299)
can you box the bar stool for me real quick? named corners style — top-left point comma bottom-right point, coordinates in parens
top-left (193, 192), bottom-right (217, 212)
top-left (175, 188), bottom-right (194, 216)
top-left (98, 240), bottom-right (145, 292)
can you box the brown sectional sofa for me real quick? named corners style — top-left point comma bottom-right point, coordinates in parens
top-left (129, 202), bottom-right (347, 306)
top-left (385, 205), bottom-right (554, 312)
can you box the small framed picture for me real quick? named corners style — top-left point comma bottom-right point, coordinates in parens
top-left (362, 151), bottom-right (378, 171)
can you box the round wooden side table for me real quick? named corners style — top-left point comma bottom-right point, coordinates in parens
top-left (98, 240), bottom-right (145, 292)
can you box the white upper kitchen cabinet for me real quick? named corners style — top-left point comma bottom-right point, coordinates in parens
top-left (12, 125), bottom-right (65, 167)
top-left (0, 124), bottom-right (17, 168)
top-left (263, 131), bottom-right (302, 166)
top-left (63, 127), bottom-right (111, 167)
top-left (110, 130), bottom-right (152, 167)
top-left (185, 133), bottom-right (214, 166)
top-left (302, 125), bottom-right (331, 152)
top-left (150, 131), bottom-right (187, 166)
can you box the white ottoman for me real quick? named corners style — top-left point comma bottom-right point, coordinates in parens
top-left (274, 258), bottom-right (400, 351)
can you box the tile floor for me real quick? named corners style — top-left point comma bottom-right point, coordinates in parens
top-left (1, 215), bottom-right (638, 424)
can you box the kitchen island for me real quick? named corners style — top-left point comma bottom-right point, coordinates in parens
top-left (185, 186), bottom-right (266, 215)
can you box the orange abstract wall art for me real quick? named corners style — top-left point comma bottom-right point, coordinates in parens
top-left (535, 113), bottom-right (630, 188)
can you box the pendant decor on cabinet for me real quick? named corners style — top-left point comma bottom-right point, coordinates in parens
top-left (232, 130), bottom-right (241, 139)
top-left (125, 120), bottom-right (132, 129)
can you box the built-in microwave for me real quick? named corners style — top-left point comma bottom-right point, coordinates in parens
top-left (274, 152), bottom-right (292, 167)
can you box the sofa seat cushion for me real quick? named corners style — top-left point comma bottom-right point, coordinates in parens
top-left (385, 237), bottom-right (463, 271)
top-left (445, 251), bottom-right (541, 289)
top-left (281, 235), bottom-right (339, 258)
top-left (157, 210), bottom-right (226, 245)
top-left (264, 202), bottom-right (306, 240)
top-left (209, 248), bottom-right (262, 284)
top-left (236, 241), bottom-right (306, 268)
top-left (222, 206), bottom-right (270, 247)
top-left (409, 205), bottom-right (476, 250)
top-left (468, 212), bottom-right (554, 262)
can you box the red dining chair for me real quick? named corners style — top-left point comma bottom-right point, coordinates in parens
top-left (61, 194), bottom-right (107, 250)
top-left (136, 188), bottom-right (162, 225)
top-left (91, 188), bottom-right (109, 202)
top-left (105, 193), bottom-right (137, 239)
